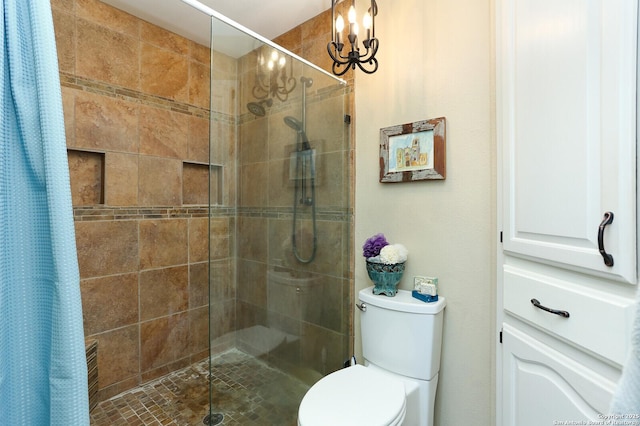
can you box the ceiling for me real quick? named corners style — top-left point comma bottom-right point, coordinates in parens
top-left (101, 0), bottom-right (328, 55)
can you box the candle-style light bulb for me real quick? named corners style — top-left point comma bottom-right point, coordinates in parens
top-left (278, 56), bottom-right (286, 69)
top-left (348, 5), bottom-right (356, 23)
top-left (336, 14), bottom-right (345, 32)
top-left (363, 12), bottom-right (372, 30)
top-left (363, 11), bottom-right (372, 41)
top-left (335, 14), bottom-right (344, 45)
top-left (348, 4), bottom-right (358, 44)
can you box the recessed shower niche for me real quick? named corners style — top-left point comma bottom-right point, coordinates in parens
top-left (67, 149), bottom-right (104, 206)
top-left (183, 162), bottom-right (222, 205)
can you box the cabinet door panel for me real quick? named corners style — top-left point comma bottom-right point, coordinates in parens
top-left (502, 324), bottom-right (616, 426)
top-left (498, 0), bottom-right (637, 283)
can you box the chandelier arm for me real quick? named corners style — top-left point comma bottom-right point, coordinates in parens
top-left (329, 41), bottom-right (358, 63)
top-left (369, 38), bottom-right (379, 54)
top-left (358, 38), bottom-right (379, 62)
top-left (356, 57), bottom-right (378, 74)
top-left (282, 76), bottom-right (297, 93)
top-left (274, 90), bottom-right (287, 102)
top-left (332, 61), bottom-right (352, 76)
top-left (327, 41), bottom-right (343, 62)
top-left (252, 83), bottom-right (268, 100)
top-left (276, 86), bottom-right (292, 98)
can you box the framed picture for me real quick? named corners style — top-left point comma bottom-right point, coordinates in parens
top-left (379, 117), bottom-right (446, 183)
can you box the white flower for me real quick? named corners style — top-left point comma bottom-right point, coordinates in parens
top-left (379, 244), bottom-right (408, 264)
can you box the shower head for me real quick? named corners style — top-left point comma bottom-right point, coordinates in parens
top-left (284, 116), bottom-right (304, 132)
top-left (247, 98), bottom-right (273, 116)
top-left (284, 116), bottom-right (311, 150)
top-left (247, 102), bottom-right (265, 116)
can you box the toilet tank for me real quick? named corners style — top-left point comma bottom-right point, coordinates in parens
top-left (359, 287), bottom-right (446, 381)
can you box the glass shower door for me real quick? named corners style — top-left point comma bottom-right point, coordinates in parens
top-left (207, 10), bottom-right (351, 425)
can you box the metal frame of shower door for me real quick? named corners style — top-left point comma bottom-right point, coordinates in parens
top-left (180, 0), bottom-right (347, 87)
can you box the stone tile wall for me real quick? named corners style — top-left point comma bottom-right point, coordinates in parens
top-left (52, 0), bottom-right (236, 401)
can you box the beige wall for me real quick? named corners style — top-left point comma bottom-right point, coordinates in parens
top-left (354, 0), bottom-right (495, 425)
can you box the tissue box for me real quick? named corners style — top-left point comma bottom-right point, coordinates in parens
top-left (412, 290), bottom-right (439, 303)
top-left (414, 276), bottom-right (438, 295)
top-left (413, 276), bottom-right (438, 303)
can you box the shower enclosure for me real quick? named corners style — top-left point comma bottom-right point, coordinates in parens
top-left (69, 0), bottom-right (350, 422)
top-left (201, 4), bottom-right (352, 424)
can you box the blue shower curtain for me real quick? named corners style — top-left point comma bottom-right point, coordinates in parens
top-left (0, 1), bottom-right (89, 425)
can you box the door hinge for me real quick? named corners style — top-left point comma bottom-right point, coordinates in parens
top-left (499, 329), bottom-right (503, 344)
top-left (500, 231), bottom-right (503, 243)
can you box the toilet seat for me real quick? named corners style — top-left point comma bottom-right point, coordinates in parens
top-left (298, 365), bottom-right (406, 426)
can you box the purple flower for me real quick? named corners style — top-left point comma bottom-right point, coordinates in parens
top-left (362, 233), bottom-right (389, 258)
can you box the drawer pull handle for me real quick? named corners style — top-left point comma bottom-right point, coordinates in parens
top-left (598, 211), bottom-right (614, 267)
top-left (530, 298), bottom-right (570, 318)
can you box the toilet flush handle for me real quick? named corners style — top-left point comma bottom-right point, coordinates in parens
top-left (356, 302), bottom-right (367, 312)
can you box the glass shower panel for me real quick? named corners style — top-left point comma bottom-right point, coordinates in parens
top-left (209, 12), bottom-right (350, 425)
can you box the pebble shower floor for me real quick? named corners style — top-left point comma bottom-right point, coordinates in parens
top-left (90, 349), bottom-right (309, 425)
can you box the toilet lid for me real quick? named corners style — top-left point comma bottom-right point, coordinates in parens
top-left (298, 365), bottom-right (406, 426)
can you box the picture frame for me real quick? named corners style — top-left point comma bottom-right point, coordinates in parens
top-left (379, 117), bottom-right (446, 183)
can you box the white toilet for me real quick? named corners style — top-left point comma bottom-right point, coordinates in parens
top-left (298, 286), bottom-right (446, 426)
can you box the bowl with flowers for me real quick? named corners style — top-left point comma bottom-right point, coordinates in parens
top-left (362, 233), bottom-right (408, 296)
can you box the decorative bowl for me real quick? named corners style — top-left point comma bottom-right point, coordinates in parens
top-left (365, 260), bottom-right (406, 296)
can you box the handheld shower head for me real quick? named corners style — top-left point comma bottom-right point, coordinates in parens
top-left (284, 116), bottom-right (311, 150)
top-left (284, 116), bottom-right (303, 132)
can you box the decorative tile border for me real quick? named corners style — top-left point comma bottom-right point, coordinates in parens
top-left (73, 205), bottom-right (231, 221)
top-left (237, 206), bottom-right (351, 222)
top-left (59, 71), bottom-right (234, 124)
top-left (73, 205), bottom-right (351, 222)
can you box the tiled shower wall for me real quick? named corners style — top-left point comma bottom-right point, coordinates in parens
top-left (52, 0), bottom-right (237, 401)
top-left (51, 0), bottom-right (355, 404)
top-left (231, 9), bottom-right (356, 378)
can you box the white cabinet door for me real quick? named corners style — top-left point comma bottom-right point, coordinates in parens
top-left (502, 325), bottom-right (617, 426)
top-left (497, 0), bottom-right (637, 284)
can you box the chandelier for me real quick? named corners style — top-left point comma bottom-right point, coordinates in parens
top-left (252, 48), bottom-right (297, 102)
top-left (327, 0), bottom-right (379, 76)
